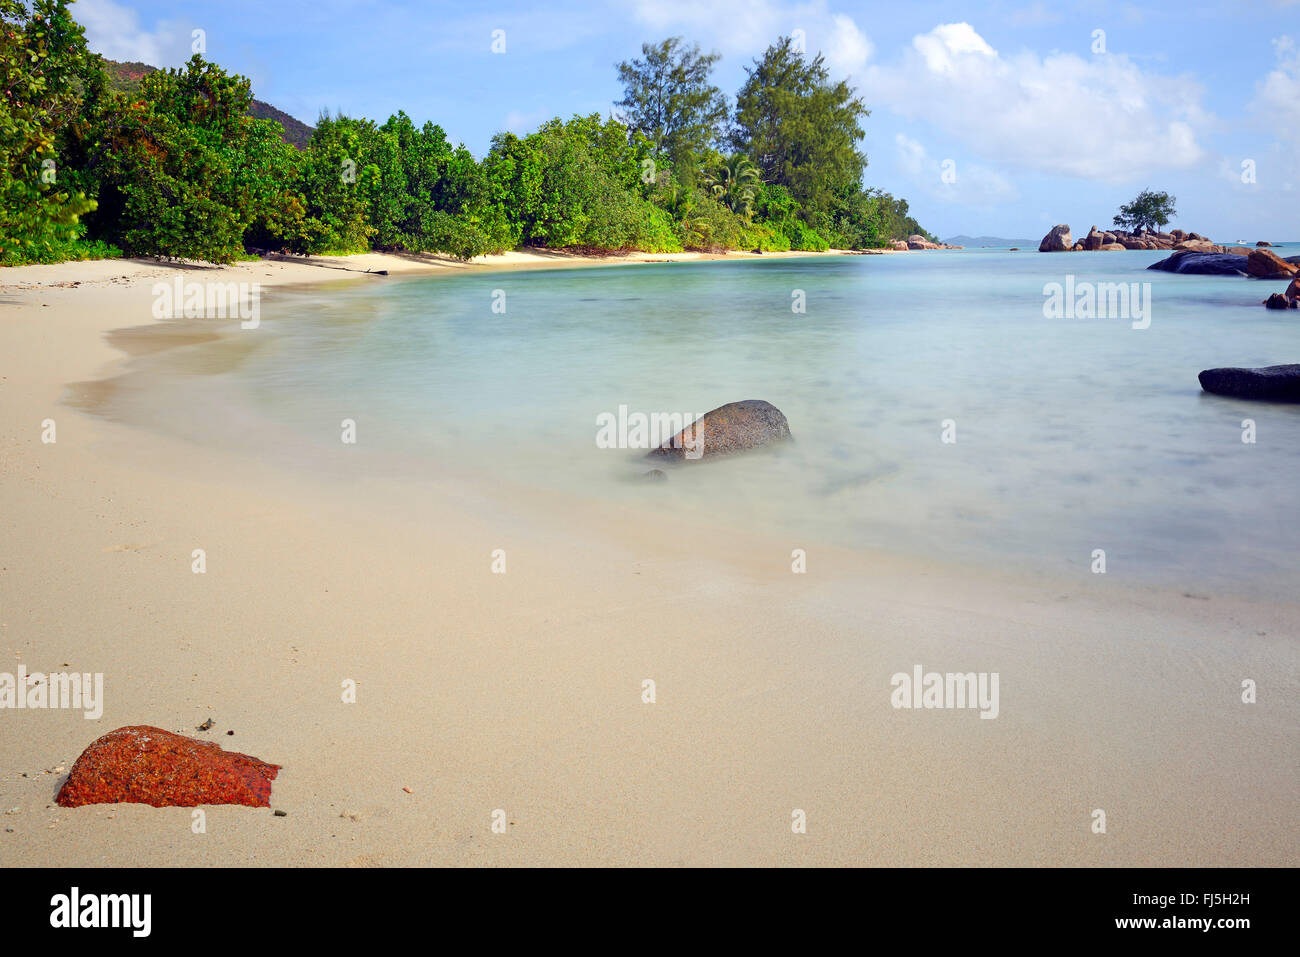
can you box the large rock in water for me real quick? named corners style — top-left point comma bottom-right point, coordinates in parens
top-left (1038, 224), bottom-right (1073, 252)
top-left (1147, 251), bottom-right (1249, 275)
top-left (1246, 248), bottom-right (1298, 279)
top-left (1198, 365), bottom-right (1300, 402)
top-left (647, 399), bottom-right (791, 461)
top-left (55, 726), bottom-right (281, 808)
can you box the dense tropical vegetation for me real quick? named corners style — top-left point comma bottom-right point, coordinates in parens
top-left (1, 0), bottom-right (933, 266)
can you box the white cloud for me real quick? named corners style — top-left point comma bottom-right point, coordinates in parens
top-left (823, 14), bottom-right (873, 78)
top-left (1240, 35), bottom-right (1300, 195)
top-left (1257, 35), bottom-right (1300, 135)
top-left (894, 133), bottom-right (1019, 208)
top-left (867, 23), bottom-right (1211, 183)
top-left (913, 23), bottom-right (995, 73)
top-left (76, 0), bottom-right (189, 66)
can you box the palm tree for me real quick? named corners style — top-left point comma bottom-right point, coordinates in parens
top-left (702, 153), bottom-right (761, 218)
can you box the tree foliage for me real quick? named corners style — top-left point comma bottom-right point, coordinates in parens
top-left (731, 37), bottom-right (868, 212)
top-left (0, 0), bottom-right (101, 263)
top-left (615, 36), bottom-right (727, 179)
top-left (1113, 189), bottom-right (1177, 233)
top-left (1, 8), bottom-right (932, 265)
top-left (91, 55), bottom-right (305, 262)
top-left (484, 115), bottom-right (678, 252)
top-left (701, 153), bottom-right (760, 217)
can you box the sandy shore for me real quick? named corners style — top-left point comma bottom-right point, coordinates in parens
top-left (0, 245), bottom-right (871, 292)
top-left (1, 251), bottom-right (1296, 866)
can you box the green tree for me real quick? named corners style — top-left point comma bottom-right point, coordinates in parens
top-left (93, 55), bottom-right (306, 262)
top-left (615, 37), bottom-right (727, 176)
top-left (1113, 189), bottom-right (1176, 233)
top-left (0, 0), bottom-right (100, 264)
top-left (483, 114), bottom-right (678, 252)
top-left (731, 37), bottom-right (868, 213)
top-left (701, 152), bottom-right (760, 217)
top-left (296, 113), bottom-right (373, 254)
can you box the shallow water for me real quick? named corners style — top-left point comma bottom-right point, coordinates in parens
top-left (90, 246), bottom-right (1300, 598)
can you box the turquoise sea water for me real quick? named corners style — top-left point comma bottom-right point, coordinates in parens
top-left (98, 246), bottom-right (1300, 597)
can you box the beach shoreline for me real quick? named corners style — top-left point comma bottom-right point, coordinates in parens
top-left (0, 245), bottom-right (878, 294)
top-left (1, 252), bottom-right (1296, 866)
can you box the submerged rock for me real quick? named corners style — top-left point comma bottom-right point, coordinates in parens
top-left (647, 399), bottom-right (792, 461)
top-left (1264, 293), bottom-right (1293, 310)
top-left (1198, 365), bottom-right (1300, 402)
top-left (1147, 252), bottom-right (1249, 275)
top-left (55, 726), bottom-right (280, 808)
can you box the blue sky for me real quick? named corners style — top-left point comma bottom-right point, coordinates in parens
top-left (76, 0), bottom-right (1300, 240)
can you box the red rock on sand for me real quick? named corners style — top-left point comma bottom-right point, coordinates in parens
top-left (55, 725), bottom-right (280, 808)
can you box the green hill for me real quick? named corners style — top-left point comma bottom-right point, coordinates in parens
top-left (103, 59), bottom-right (315, 149)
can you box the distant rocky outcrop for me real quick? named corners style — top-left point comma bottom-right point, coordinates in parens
top-left (1082, 226), bottom-right (1125, 250)
top-left (905, 234), bottom-right (962, 250)
top-left (1039, 223), bottom-right (1255, 254)
top-left (647, 399), bottom-right (792, 462)
top-left (1175, 239), bottom-right (1220, 253)
top-left (1038, 224), bottom-right (1073, 252)
top-left (1199, 365), bottom-right (1300, 402)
